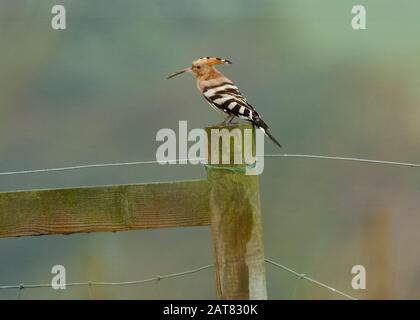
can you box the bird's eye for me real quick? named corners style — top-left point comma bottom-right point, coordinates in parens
top-left (196, 66), bottom-right (201, 69)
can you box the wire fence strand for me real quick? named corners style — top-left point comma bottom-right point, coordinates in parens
top-left (0, 153), bottom-right (419, 177)
top-left (263, 154), bottom-right (420, 168)
top-left (0, 264), bottom-right (214, 290)
top-left (0, 260), bottom-right (357, 300)
top-left (265, 258), bottom-right (357, 300)
top-left (0, 158), bottom-right (205, 177)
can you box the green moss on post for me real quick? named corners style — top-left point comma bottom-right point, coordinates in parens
top-left (206, 124), bottom-right (267, 300)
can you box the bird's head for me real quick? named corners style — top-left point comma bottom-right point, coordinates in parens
top-left (167, 57), bottom-right (232, 80)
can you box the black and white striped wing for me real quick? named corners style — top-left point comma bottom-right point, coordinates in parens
top-left (202, 82), bottom-right (259, 122)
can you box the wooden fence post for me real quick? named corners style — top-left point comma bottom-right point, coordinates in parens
top-left (205, 124), bottom-right (267, 300)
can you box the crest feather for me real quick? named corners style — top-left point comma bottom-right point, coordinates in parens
top-left (194, 57), bottom-right (232, 66)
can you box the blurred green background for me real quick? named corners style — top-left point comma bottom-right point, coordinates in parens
top-left (1, 0), bottom-right (420, 299)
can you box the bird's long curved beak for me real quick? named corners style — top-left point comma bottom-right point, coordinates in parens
top-left (166, 67), bottom-right (191, 79)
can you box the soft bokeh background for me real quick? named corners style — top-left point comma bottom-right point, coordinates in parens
top-left (1, 0), bottom-right (420, 299)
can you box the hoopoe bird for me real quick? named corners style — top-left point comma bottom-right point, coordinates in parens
top-left (167, 57), bottom-right (282, 148)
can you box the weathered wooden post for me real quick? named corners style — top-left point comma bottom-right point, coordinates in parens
top-left (205, 123), bottom-right (267, 300)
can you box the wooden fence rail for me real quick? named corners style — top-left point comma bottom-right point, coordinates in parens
top-left (0, 180), bottom-right (210, 237)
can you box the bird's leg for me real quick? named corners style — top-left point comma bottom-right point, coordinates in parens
top-left (220, 115), bottom-right (234, 126)
top-left (227, 117), bottom-right (239, 125)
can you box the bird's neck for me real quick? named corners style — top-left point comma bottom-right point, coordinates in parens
top-left (199, 67), bottom-right (223, 81)
top-left (197, 68), bottom-right (229, 91)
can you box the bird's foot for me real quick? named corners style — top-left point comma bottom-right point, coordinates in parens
top-left (217, 120), bottom-right (240, 127)
top-left (219, 116), bottom-right (234, 126)
top-left (227, 120), bottom-right (239, 125)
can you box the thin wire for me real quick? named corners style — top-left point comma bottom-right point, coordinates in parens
top-left (0, 264), bottom-right (214, 291)
top-left (0, 158), bottom-right (206, 177)
top-left (265, 258), bottom-right (357, 300)
top-left (1, 264), bottom-right (215, 289)
top-left (262, 154), bottom-right (420, 168)
top-left (0, 153), bottom-right (419, 177)
top-left (3, 261), bottom-right (355, 300)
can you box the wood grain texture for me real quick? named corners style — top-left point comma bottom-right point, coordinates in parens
top-left (0, 180), bottom-right (210, 238)
top-left (206, 124), bottom-right (267, 300)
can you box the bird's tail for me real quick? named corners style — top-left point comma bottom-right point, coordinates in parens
top-left (254, 119), bottom-right (282, 148)
top-left (265, 129), bottom-right (282, 148)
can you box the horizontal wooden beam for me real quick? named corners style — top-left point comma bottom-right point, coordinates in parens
top-left (0, 180), bottom-right (210, 238)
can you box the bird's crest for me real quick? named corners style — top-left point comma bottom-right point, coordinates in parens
top-left (194, 57), bottom-right (232, 66)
